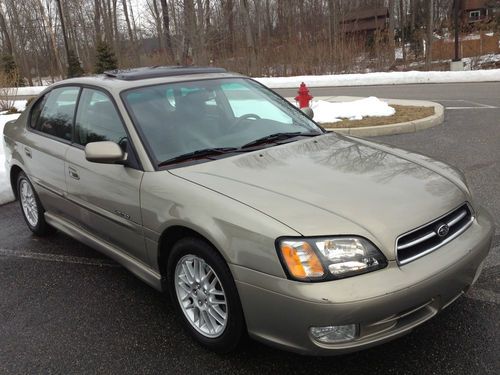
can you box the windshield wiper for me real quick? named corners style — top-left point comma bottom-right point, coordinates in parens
top-left (240, 132), bottom-right (321, 149)
top-left (158, 147), bottom-right (239, 167)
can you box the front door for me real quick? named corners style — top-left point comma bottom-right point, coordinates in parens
top-left (65, 88), bottom-right (147, 264)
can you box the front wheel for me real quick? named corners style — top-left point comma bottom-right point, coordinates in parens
top-left (17, 172), bottom-right (54, 236)
top-left (167, 237), bottom-right (245, 353)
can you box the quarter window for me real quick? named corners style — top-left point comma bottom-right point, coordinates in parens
top-left (31, 87), bottom-right (79, 141)
top-left (74, 88), bottom-right (127, 147)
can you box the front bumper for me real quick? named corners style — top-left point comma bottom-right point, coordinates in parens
top-left (231, 207), bottom-right (494, 355)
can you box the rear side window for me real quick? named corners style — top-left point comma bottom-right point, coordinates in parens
top-left (74, 88), bottom-right (127, 147)
top-left (30, 87), bottom-right (80, 141)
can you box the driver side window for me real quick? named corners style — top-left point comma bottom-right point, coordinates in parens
top-left (74, 88), bottom-right (127, 147)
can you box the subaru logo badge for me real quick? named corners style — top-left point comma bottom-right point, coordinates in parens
top-left (436, 223), bottom-right (450, 238)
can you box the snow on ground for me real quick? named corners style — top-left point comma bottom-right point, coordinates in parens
top-left (463, 53), bottom-right (500, 70)
top-left (306, 97), bottom-right (395, 124)
top-left (0, 100), bottom-right (27, 114)
top-left (256, 69), bottom-right (500, 88)
top-left (0, 113), bottom-right (20, 205)
top-left (12, 100), bottom-right (27, 112)
top-left (4, 68), bottom-right (500, 95)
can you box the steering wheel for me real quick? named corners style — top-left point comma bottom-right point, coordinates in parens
top-left (233, 113), bottom-right (262, 127)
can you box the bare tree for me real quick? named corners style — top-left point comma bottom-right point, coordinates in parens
top-left (159, 0), bottom-right (174, 61)
top-left (0, 3), bottom-right (12, 56)
top-left (388, 0), bottom-right (396, 65)
top-left (0, 0), bottom-right (478, 83)
top-left (426, 0), bottom-right (434, 68)
top-left (399, 0), bottom-right (407, 66)
top-left (55, 0), bottom-right (70, 65)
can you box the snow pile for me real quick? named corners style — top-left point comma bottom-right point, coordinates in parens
top-left (0, 113), bottom-right (20, 205)
top-left (256, 69), bottom-right (500, 88)
top-left (15, 86), bottom-right (46, 96)
top-left (308, 97), bottom-right (395, 124)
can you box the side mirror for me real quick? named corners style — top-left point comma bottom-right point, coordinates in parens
top-left (301, 107), bottom-right (314, 119)
top-left (85, 141), bottom-right (127, 164)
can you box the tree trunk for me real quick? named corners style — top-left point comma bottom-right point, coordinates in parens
top-left (183, 0), bottom-right (197, 64)
top-left (95, 0), bottom-right (102, 43)
top-left (102, 0), bottom-right (113, 44)
top-left (150, 0), bottom-right (163, 52)
top-left (426, 0), bottom-right (433, 69)
top-left (112, 0), bottom-right (120, 62)
top-left (223, 0), bottom-right (234, 53)
top-left (159, 0), bottom-right (175, 61)
top-left (0, 7), bottom-right (12, 55)
top-left (55, 0), bottom-right (71, 73)
top-left (37, 0), bottom-right (63, 78)
top-left (195, 0), bottom-right (207, 64)
top-left (400, 0), bottom-right (407, 66)
top-left (327, 0), bottom-right (338, 67)
top-left (410, 0), bottom-right (416, 29)
top-left (240, 0), bottom-right (257, 75)
top-left (388, 0), bottom-right (396, 65)
top-left (122, 0), bottom-right (135, 42)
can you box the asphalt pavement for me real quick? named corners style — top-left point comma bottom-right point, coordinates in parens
top-left (1, 82), bottom-right (499, 374)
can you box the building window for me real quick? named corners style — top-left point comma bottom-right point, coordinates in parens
top-left (470, 10), bottom-right (481, 21)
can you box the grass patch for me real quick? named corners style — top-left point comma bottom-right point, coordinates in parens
top-left (321, 105), bottom-right (435, 129)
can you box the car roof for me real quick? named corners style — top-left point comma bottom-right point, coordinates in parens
top-left (49, 67), bottom-right (245, 94)
top-left (104, 66), bottom-right (228, 80)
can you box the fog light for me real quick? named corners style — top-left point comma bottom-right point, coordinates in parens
top-left (310, 324), bottom-right (358, 344)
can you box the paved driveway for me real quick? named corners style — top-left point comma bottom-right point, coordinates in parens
top-left (0, 83), bottom-right (498, 374)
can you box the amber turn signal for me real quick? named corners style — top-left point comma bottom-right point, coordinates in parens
top-left (279, 241), bottom-right (325, 280)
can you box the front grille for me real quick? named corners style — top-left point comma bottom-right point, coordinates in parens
top-left (396, 203), bottom-right (474, 265)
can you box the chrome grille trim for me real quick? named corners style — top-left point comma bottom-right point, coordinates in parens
top-left (396, 203), bottom-right (474, 265)
top-left (397, 231), bottom-right (436, 250)
top-left (447, 209), bottom-right (467, 226)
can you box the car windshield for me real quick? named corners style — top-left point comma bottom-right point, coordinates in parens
top-left (121, 78), bottom-right (322, 166)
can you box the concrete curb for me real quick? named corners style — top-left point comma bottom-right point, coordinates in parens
top-left (292, 96), bottom-right (445, 137)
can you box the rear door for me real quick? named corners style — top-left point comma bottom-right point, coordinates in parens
top-left (25, 86), bottom-right (79, 216)
top-left (64, 88), bottom-right (148, 264)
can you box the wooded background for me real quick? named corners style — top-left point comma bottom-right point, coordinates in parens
top-left (0, 0), bottom-right (496, 85)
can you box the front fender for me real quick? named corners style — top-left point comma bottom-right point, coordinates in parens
top-left (140, 171), bottom-right (300, 278)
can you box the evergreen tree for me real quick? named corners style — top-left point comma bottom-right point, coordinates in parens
top-left (1, 54), bottom-right (25, 86)
top-left (94, 42), bottom-right (118, 74)
top-left (67, 50), bottom-right (84, 78)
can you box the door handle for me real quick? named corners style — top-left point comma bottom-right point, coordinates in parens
top-left (24, 147), bottom-right (32, 158)
top-left (68, 167), bottom-right (80, 180)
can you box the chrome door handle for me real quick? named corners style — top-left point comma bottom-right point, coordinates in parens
top-left (24, 147), bottom-right (32, 158)
top-left (68, 167), bottom-right (80, 180)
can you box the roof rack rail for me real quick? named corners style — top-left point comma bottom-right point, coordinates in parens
top-left (103, 66), bottom-right (227, 81)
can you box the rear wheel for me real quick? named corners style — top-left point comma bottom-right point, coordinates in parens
top-left (167, 237), bottom-right (245, 353)
top-left (17, 172), bottom-right (54, 236)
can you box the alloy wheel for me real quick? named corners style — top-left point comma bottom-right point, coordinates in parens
top-left (20, 179), bottom-right (38, 227)
top-left (174, 254), bottom-right (228, 338)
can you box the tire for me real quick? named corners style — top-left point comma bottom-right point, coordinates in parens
top-left (17, 172), bottom-right (54, 236)
top-left (167, 237), bottom-right (245, 353)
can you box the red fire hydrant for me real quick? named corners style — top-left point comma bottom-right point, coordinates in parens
top-left (295, 82), bottom-right (313, 108)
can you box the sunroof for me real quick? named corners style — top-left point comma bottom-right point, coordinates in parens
top-left (103, 66), bottom-right (227, 81)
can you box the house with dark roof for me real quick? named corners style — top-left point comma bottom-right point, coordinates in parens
top-left (340, 7), bottom-right (389, 35)
top-left (461, 0), bottom-right (500, 24)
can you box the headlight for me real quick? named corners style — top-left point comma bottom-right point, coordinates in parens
top-left (277, 237), bottom-right (387, 282)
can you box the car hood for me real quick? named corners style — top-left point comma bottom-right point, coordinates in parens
top-left (170, 133), bottom-right (468, 260)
